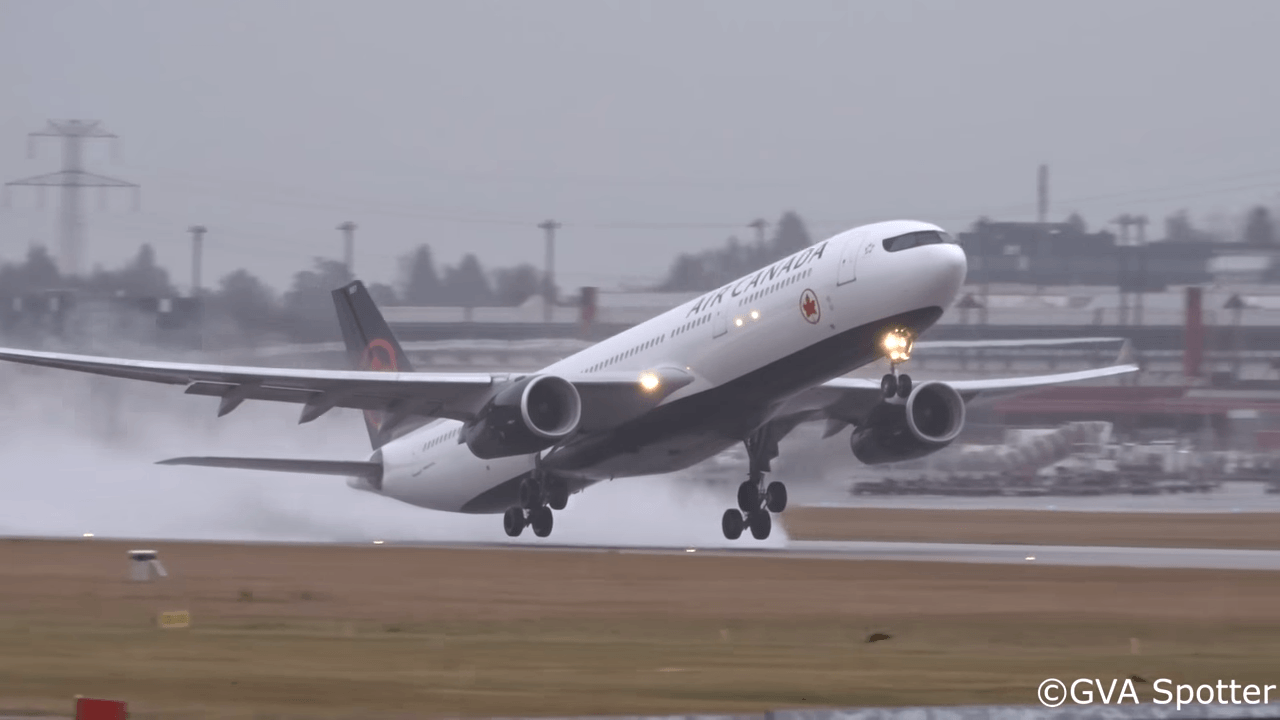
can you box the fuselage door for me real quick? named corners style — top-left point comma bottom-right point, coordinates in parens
top-left (836, 231), bottom-right (865, 286)
top-left (712, 307), bottom-right (728, 338)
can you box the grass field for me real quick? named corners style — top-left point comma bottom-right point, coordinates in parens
top-left (784, 507), bottom-right (1280, 549)
top-left (2, 537), bottom-right (1280, 718)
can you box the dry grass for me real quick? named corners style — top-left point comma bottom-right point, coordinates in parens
top-left (784, 508), bottom-right (1280, 549)
top-left (2, 538), bottom-right (1280, 718)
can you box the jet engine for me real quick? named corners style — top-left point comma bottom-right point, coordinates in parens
top-left (850, 381), bottom-right (966, 465)
top-left (462, 374), bottom-right (583, 459)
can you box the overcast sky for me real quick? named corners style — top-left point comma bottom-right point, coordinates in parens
top-left (3, 0), bottom-right (1280, 295)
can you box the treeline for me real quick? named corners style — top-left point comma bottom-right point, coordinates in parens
top-left (0, 205), bottom-right (1275, 345)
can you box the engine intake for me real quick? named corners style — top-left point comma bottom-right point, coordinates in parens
top-left (850, 381), bottom-right (966, 465)
top-left (463, 375), bottom-right (582, 459)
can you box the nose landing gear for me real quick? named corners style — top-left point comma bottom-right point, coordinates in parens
top-left (880, 328), bottom-right (915, 399)
top-left (722, 426), bottom-right (786, 540)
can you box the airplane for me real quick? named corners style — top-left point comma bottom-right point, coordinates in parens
top-left (0, 220), bottom-right (1137, 541)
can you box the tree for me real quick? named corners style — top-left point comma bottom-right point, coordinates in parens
top-left (492, 263), bottom-right (541, 306)
top-left (209, 269), bottom-right (278, 342)
top-left (772, 211), bottom-right (812, 255)
top-left (441, 253), bottom-right (494, 307)
top-left (0, 245), bottom-right (62, 293)
top-left (1065, 212), bottom-right (1087, 234)
top-left (1165, 210), bottom-right (1216, 243)
top-left (367, 283), bottom-right (399, 306)
top-left (400, 245), bottom-right (443, 305)
top-left (1244, 206), bottom-right (1275, 246)
top-left (281, 258), bottom-right (352, 342)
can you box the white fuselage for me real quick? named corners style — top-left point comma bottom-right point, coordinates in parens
top-left (364, 220), bottom-right (967, 513)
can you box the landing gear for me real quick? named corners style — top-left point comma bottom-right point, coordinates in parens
top-left (765, 481), bottom-right (787, 513)
top-left (503, 507), bottom-right (525, 537)
top-left (721, 426), bottom-right (787, 540)
top-left (882, 327), bottom-right (914, 399)
top-left (721, 508), bottom-right (744, 540)
top-left (748, 509), bottom-right (771, 540)
top-left (881, 372), bottom-right (912, 399)
top-left (507, 462), bottom-right (569, 538)
top-left (528, 506), bottom-right (553, 537)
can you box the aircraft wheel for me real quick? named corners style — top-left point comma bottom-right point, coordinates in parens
top-left (502, 508), bottom-right (525, 537)
top-left (748, 509), bottom-right (772, 540)
top-left (547, 478), bottom-right (569, 511)
top-left (765, 481), bottom-right (788, 513)
top-left (880, 373), bottom-right (898, 398)
top-left (721, 509), bottom-right (744, 540)
top-left (519, 477), bottom-right (542, 509)
top-left (897, 373), bottom-right (913, 398)
top-left (737, 480), bottom-right (759, 512)
top-left (529, 506), bottom-right (554, 538)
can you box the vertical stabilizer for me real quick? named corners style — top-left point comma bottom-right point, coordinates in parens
top-left (332, 281), bottom-right (414, 448)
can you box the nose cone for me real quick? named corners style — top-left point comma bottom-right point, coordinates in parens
top-left (923, 243), bottom-right (967, 308)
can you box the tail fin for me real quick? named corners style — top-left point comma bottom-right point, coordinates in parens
top-left (332, 281), bottom-right (414, 448)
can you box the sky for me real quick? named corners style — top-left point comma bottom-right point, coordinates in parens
top-left (3, 0), bottom-right (1280, 296)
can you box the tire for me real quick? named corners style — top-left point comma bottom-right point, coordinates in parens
top-left (897, 373), bottom-right (913, 398)
top-left (881, 373), bottom-right (898, 399)
top-left (547, 479), bottom-right (569, 511)
top-left (721, 509), bottom-right (744, 540)
top-left (748, 510), bottom-right (772, 540)
top-left (530, 506), bottom-right (554, 538)
top-left (765, 481), bottom-right (788, 513)
top-left (737, 481), bottom-right (759, 512)
top-left (503, 508), bottom-right (525, 537)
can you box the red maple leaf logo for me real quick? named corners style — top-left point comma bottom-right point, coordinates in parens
top-left (803, 295), bottom-right (818, 319)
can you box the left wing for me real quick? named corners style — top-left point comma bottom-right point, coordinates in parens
top-left (0, 347), bottom-right (692, 431)
top-left (774, 338), bottom-right (1139, 438)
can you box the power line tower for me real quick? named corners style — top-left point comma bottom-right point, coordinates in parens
top-left (4, 120), bottom-right (140, 277)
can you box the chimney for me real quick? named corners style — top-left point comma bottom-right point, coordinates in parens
top-left (579, 286), bottom-right (598, 337)
top-left (1184, 286), bottom-right (1203, 380)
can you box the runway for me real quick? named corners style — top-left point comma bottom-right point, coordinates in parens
top-left (316, 537), bottom-right (1280, 571)
top-left (11, 534), bottom-right (1280, 571)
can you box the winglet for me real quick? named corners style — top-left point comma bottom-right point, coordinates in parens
top-left (1116, 338), bottom-right (1138, 368)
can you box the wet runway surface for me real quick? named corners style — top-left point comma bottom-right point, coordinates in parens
top-left (9, 535), bottom-right (1280, 571)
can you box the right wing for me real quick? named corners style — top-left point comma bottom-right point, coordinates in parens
top-left (773, 337), bottom-right (1139, 438)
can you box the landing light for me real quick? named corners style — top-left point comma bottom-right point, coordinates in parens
top-left (734, 317), bottom-right (744, 327)
top-left (639, 372), bottom-right (661, 392)
top-left (882, 330), bottom-right (913, 361)
top-left (750, 310), bottom-right (759, 320)
top-left (83, 533), bottom-right (94, 538)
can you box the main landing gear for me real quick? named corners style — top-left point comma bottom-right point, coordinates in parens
top-left (503, 467), bottom-right (570, 539)
top-left (721, 426), bottom-right (787, 540)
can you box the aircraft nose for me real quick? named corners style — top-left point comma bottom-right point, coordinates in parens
top-left (925, 243), bottom-right (967, 307)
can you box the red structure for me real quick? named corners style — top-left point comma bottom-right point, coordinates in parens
top-left (75, 698), bottom-right (127, 720)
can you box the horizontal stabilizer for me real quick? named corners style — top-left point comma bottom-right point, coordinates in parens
top-left (157, 456), bottom-right (381, 481)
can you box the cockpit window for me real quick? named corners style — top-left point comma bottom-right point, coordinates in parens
top-left (882, 230), bottom-right (955, 252)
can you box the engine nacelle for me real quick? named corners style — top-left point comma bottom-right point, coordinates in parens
top-left (462, 374), bottom-right (583, 459)
top-left (850, 381), bottom-right (966, 465)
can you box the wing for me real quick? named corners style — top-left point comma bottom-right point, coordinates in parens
top-left (0, 347), bottom-right (693, 432)
top-left (774, 338), bottom-right (1139, 438)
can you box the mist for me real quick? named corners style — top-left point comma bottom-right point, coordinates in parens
top-left (0, 363), bottom-right (787, 548)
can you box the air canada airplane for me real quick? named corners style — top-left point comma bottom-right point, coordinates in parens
top-left (0, 220), bottom-right (1137, 540)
